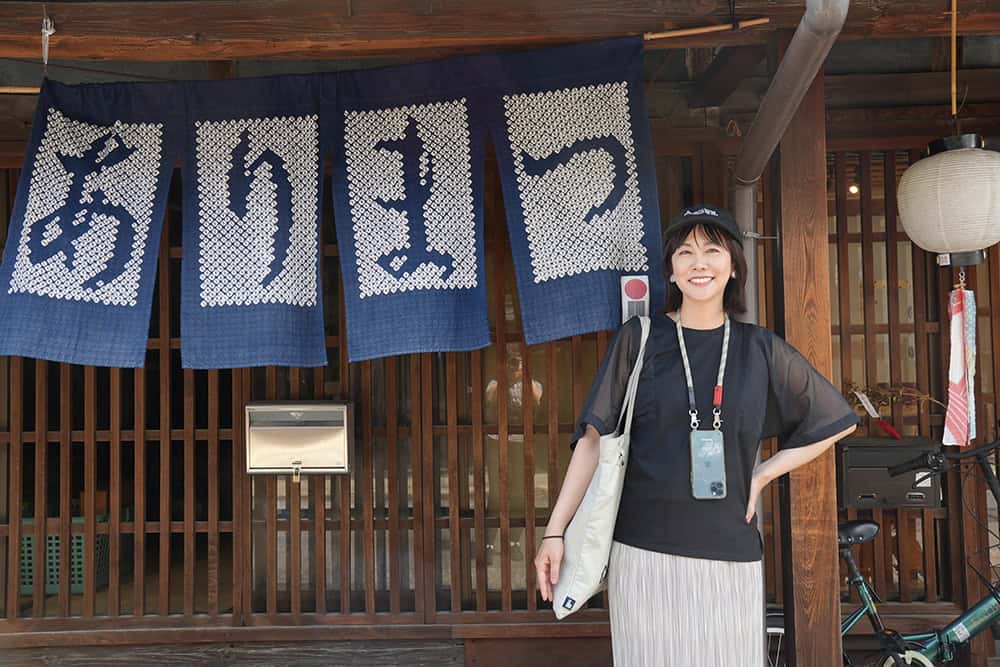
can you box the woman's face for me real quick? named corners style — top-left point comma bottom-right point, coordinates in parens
top-left (669, 226), bottom-right (733, 309)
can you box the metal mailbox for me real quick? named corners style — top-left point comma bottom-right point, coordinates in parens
top-left (836, 436), bottom-right (941, 509)
top-left (245, 401), bottom-right (352, 479)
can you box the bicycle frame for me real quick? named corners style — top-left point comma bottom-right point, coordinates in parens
top-left (842, 566), bottom-right (942, 660)
top-left (911, 566), bottom-right (1000, 662)
top-left (839, 437), bottom-right (1000, 663)
top-left (841, 575), bottom-right (882, 636)
top-left (843, 566), bottom-right (1000, 663)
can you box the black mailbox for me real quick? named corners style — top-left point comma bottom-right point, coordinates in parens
top-left (836, 437), bottom-right (942, 509)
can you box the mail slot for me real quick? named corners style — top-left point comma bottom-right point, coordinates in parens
top-left (245, 402), bottom-right (352, 478)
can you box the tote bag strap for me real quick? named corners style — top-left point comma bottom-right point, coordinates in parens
top-left (614, 316), bottom-right (650, 435)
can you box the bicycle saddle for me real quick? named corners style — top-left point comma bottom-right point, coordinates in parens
top-left (837, 520), bottom-right (879, 547)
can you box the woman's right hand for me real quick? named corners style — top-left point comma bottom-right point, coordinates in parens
top-left (533, 426), bottom-right (599, 604)
top-left (534, 537), bottom-right (564, 602)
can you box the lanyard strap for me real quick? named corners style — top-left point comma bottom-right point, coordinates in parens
top-left (675, 314), bottom-right (731, 431)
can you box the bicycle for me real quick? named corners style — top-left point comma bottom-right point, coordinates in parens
top-left (767, 436), bottom-right (1000, 666)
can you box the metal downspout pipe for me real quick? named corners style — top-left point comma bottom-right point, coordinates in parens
top-left (730, 0), bottom-right (849, 325)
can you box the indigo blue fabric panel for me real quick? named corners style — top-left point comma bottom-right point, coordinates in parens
top-left (328, 58), bottom-right (491, 362)
top-left (483, 37), bottom-right (666, 344)
top-left (181, 75), bottom-right (326, 368)
top-left (0, 78), bottom-right (182, 367)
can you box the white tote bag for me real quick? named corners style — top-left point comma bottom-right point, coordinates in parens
top-left (553, 315), bottom-right (650, 619)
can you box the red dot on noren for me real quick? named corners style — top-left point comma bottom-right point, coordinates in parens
top-left (624, 279), bottom-right (647, 300)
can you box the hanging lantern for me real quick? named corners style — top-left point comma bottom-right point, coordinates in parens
top-left (897, 134), bottom-right (1000, 266)
top-left (898, 135), bottom-right (994, 448)
top-left (898, 2), bottom-right (987, 447)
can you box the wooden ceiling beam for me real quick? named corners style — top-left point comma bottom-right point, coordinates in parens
top-left (721, 103), bottom-right (1000, 151)
top-left (688, 45), bottom-right (765, 108)
top-left (721, 68), bottom-right (1000, 114)
top-left (0, 1), bottom-right (787, 60)
top-left (0, 1), bottom-right (998, 60)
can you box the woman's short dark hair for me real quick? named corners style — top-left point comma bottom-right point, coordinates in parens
top-left (662, 223), bottom-right (748, 316)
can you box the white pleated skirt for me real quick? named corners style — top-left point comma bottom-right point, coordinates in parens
top-left (608, 541), bottom-right (765, 667)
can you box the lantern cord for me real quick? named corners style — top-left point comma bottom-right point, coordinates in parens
top-left (951, 0), bottom-right (958, 120)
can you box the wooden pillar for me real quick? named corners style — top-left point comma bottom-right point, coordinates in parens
top-left (0, 171), bottom-right (10, 610)
top-left (776, 68), bottom-right (842, 663)
top-left (0, 339), bottom-right (6, 612)
top-left (959, 464), bottom-right (993, 667)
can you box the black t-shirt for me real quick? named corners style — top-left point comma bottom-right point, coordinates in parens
top-left (570, 314), bottom-right (859, 562)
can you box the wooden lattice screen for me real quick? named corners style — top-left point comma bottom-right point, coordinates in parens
top-left (824, 149), bottom-right (999, 611)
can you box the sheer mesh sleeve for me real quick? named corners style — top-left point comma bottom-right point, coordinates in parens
top-left (762, 334), bottom-right (859, 449)
top-left (568, 316), bottom-right (643, 449)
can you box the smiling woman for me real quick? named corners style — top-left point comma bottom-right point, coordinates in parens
top-left (534, 204), bottom-right (859, 666)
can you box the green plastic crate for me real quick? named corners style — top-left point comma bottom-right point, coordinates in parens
top-left (19, 517), bottom-right (109, 596)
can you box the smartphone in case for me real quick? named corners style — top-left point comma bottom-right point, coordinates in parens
top-left (690, 430), bottom-right (727, 500)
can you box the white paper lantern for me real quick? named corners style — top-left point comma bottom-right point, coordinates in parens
top-left (897, 145), bottom-right (1000, 256)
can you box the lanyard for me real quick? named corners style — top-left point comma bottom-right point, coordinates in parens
top-left (675, 314), bottom-right (731, 431)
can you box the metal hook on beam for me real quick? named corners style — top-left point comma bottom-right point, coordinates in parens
top-left (41, 6), bottom-right (56, 74)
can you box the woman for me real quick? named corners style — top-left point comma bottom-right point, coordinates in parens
top-left (534, 205), bottom-right (859, 666)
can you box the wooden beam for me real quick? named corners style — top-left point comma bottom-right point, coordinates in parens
top-left (0, 1), bottom-right (785, 60)
top-left (719, 103), bottom-right (1000, 151)
top-left (685, 47), bottom-right (716, 80)
top-left (688, 45), bottom-right (765, 108)
top-left (726, 67), bottom-right (1000, 113)
top-left (825, 102), bottom-right (1000, 136)
top-left (930, 36), bottom-right (953, 72)
top-left (776, 65), bottom-right (841, 663)
top-left (649, 120), bottom-right (727, 155)
top-left (823, 67), bottom-right (1000, 110)
top-left (0, 1), bottom-right (998, 60)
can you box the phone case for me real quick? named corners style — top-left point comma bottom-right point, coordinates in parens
top-left (690, 430), bottom-right (727, 500)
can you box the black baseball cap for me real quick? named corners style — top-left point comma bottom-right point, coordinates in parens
top-left (664, 205), bottom-right (743, 243)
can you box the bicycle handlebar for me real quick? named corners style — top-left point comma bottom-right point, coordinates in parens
top-left (888, 452), bottom-right (939, 477)
top-left (887, 438), bottom-right (1000, 477)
